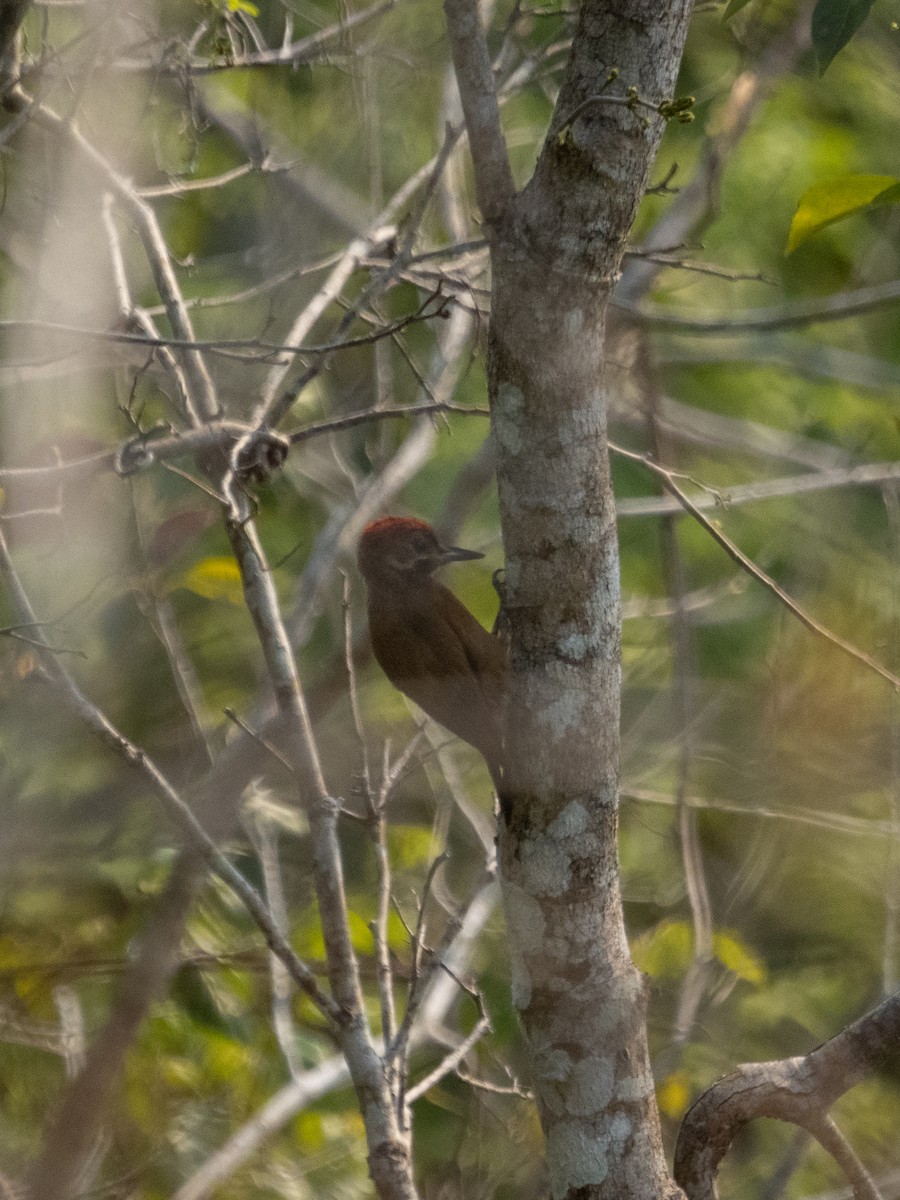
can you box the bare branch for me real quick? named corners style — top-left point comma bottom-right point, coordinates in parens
top-left (622, 278), bottom-right (900, 335)
top-left (28, 103), bottom-right (218, 423)
top-left (137, 158), bottom-right (280, 198)
top-left (388, 870), bottom-right (478, 1083)
top-left (288, 400), bottom-right (490, 445)
top-left (0, 524), bottom-right (341, 1027)
top-left (674, 989), bottom-right (900, 1200)
top-left (609, 442), bottom-right (900, 690)
top-left (405, 1013), bottom-right (491, 1103)
top-left (0, 299), bottom-right (449, 361)
top-left (173, 883), bottom-right (499, 1200)
top-left (443, 0), bottom-right (515, 223)
top-left (221, 515), bottom-right (419, 1195)
top-left (101, 194), bottom-right (194, 422)
top-left (248, 801), bottom-right (305, 1079)
top-left (256, 133), bottom-right (463, 430)
top-left (616, 461), bottom-right (900, 518)
top-left (805, 1116), bottom-right (882, 1200)
top-left (108, 0), bottom-right (395, 76)
top-left (622, 785), bottom-right (900, 843)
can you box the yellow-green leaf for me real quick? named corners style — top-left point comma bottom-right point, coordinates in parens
top-left (387, 824), bottom-right (436, 870)
top-left (713, 930), bottom-right (766, 986)
top-left (293, 1111), bottom-right (325, 1151)
top-left (227, 0), bottom-right (259, 13)
top-left (786, 175), bottom-right (900, 253)
top-left (172, 556), bottom-right (244, 605)
top-left (657, 1071), bottom-right (691, 1119)
top-left (347, 909), bottom-right (374, 954)
top-left (632, 920), bottom-right (693, 980)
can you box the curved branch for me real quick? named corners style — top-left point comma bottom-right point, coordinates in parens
top-left (674, 990), bottom-right (900, 1200)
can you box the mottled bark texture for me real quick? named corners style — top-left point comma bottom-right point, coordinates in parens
top-left (446, 1), bottom-right (692, 1197)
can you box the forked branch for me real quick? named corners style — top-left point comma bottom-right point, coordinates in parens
top-left (674, 989), bottom-right (900, 1199)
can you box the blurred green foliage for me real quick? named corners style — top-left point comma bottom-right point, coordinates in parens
top-left (0, 0), bottom-right (899, 1197)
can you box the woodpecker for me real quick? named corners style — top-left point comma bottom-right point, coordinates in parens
top-left (357, 517), bottom-right (506, 788)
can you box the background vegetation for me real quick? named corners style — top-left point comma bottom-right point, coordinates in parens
top-left (0, 0), bottom-right (898, 1196)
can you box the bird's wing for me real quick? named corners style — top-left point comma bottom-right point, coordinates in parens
top-left (370, 591), bottom-right (505, 768)
top-left (436, 586), bottom-right (507, 710)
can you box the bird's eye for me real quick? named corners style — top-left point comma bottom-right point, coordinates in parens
top-left (412, 533), bottom-right (432, 552)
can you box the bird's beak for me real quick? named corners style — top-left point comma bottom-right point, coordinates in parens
top-left (440, 543), bottom-right (484, 564)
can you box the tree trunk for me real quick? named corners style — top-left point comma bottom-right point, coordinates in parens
top-left (480, 4), bottom-right (693, 1197)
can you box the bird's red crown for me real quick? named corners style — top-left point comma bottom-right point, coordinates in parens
top-left (360, 516), bottom-right (434, 542)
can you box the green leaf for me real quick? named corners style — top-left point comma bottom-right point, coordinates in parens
top-left (227, 0), bottom-right (260, 13)
top-left (722, 0), bottom-right (754, 20)
top-left (713, 930), bottom-right (766, 986)
top-left (811, 0), bottom-right (876, 73)
top-left (786, 175), bottom-right (900, 253)
top-left (387, 824), bottom-right (437, 869)
top-left (171, 556), bottom-right (244, 605)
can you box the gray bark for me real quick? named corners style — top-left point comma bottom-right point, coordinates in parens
top-left (446, 2), bottom-right (693, 1196)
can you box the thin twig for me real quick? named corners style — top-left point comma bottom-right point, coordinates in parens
top-left (258, 131), bottom-right (462, 428)
top-left (616, 460), bottom-right (900, 518)
top-left (29, 103), bottom-right (218, 423)
top-left (101, 195), bottom-right (194, 421)
top-left (609, 442), bottom-right (900, 690)
top-left (0, 523), bottom-right (342, 1027)
top-left (248, 805), bottom-right (305, 1079)
top-left (622, 277), bottom-right (900, 335)
top-left (622, 784), bottom-right (900, 841)
top-left (223, 708), bottom-right (294, 777)
top-left (378, 734), bottom-right (427, 809)
top-left (343, 575), bottom-right (396, 1045)
top-left (405, 1014), bottom-right (491, 1103)
top-left (0, 300), bottom-right (448, 360)
top-left (137, 156), bottom-right (291, 198)
top-left (289, 401), bottom-right (490, 445)
top-left (389, 869), bottom-right (472, 1076)
top-left (454, 1063), bottom-right (533, 1098)
top-left (107, 0), bottom-right (394, 76)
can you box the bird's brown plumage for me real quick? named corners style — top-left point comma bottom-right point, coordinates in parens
top-left (357, 518), bottom-right (506, 784)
